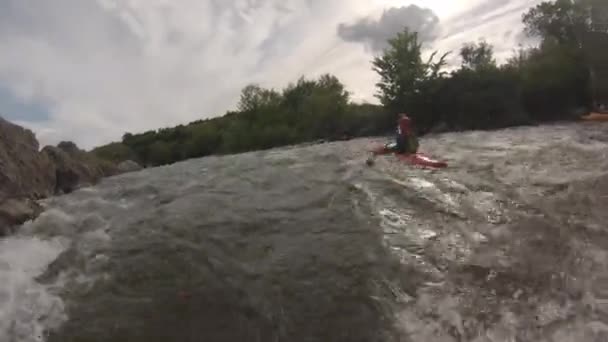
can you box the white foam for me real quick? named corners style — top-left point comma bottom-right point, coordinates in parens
top-left (0, 237), bottom-right (68, 342)
top-left (19, 209), bottom-right (76, 237)
top-left (410, 178), bottom-right (436, 189)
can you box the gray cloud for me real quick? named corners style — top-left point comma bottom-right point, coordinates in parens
top-left (337, 5), bottom-right (440, 52)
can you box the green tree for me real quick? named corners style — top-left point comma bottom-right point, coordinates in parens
top-left (460, 41), bottom-right (496, 71)
top-left (147, 140), bottom-right (173, 166)
top-left (92, 142), bottom-right (137, 163)
top-left (184, 123), bottom-right (222, 158)
top-left (523, 0), bottom-right (589, 46)
top-left (372, 29), bottom-right (449, 115)
top-left (519, 44), bottom-right (591, 119)
top-left (237, 84), bottom-right (281, 113)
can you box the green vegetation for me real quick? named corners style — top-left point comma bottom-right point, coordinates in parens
top-left (93, 0), bottom-right (596, 167)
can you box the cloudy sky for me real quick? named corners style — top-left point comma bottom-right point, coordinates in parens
top-left (0, 0), bottom-right (541, 149)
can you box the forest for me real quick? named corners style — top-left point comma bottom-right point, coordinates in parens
top-left (92, 0), bottom-right (595, 167)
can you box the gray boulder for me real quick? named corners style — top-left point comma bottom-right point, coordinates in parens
top-left (0, 117), bottom-right (56, 200)
top-left (42, 145), bottom-right (118, 194)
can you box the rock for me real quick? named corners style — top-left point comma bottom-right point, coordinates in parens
top-left (0, 117), bottom-right (123, 236)
top-left (42, 145), bottom-right (117, 194)
top-left (42, 146), bottom-right (88, 194)
top-left (0, 117), bottom-right (56, 200)
top-left (117, 160), bottom-right (143, 173)
top-left (0, 198), bottom-right (42, 236)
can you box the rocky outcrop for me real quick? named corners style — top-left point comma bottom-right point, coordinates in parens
top-left (0, 118), bottom-right (121, 234)
top-left (0, 117), bottom-right (55, 233)
top-left (0, 117), bottom-right (56, 200)
top-left (117, 160), bottom-right (143, 173)
top-left (42, 143), bottom-right (118, 194)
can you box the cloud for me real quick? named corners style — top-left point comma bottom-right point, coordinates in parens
top-left (439, 0), bottom-right (534, 41)
top-left (0, 0), bottom-right (376, 148)
top-left (335, 0), bottom-right (542, 66)
top-left (337, 5), bottom-right (440, 52)
top-left (426, 0), bottom-right (543, 65)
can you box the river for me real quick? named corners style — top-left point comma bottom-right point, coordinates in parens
top-left (1, 122), bottom-right (608, 341)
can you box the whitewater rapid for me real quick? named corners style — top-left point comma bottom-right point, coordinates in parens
top-left (2, 122), bottom-right (608, 341)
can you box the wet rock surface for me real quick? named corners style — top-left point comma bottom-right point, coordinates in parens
top-left (0, 117), bottom-right (55, 200)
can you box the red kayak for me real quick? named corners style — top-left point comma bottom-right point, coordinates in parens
top-left (371, 144), bottom-right (448, 169)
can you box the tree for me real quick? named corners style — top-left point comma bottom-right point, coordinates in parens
top-left (184, 124), bottom-right (222, 158)
top-left (146, 140), bottom-right (173, 166)
top-left (520, 0), bottom-right (593, 116)
top-left (519, 44), bottom-right (591, 119)
top-left (122, 133), bottom-right (134, 144)
top-left (237, 84), bottom-right (281, 112)
top-left (522, 0), bottom-right (589, 47)
top-left (372, 29), bottom-right (449, 114)
top-left (91, 142), bottom-right (137, 163)
top-left (460, 41), bottom-right (496, 70)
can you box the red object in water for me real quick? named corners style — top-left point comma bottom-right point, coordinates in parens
top-left (371, 144), bottom-right (447, 169)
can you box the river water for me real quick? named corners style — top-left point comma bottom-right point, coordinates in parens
top-left (2, 123), bottom-right (608, 341)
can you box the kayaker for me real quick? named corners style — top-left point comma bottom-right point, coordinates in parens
top-left (395, 113), bottom-right (419, 154)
